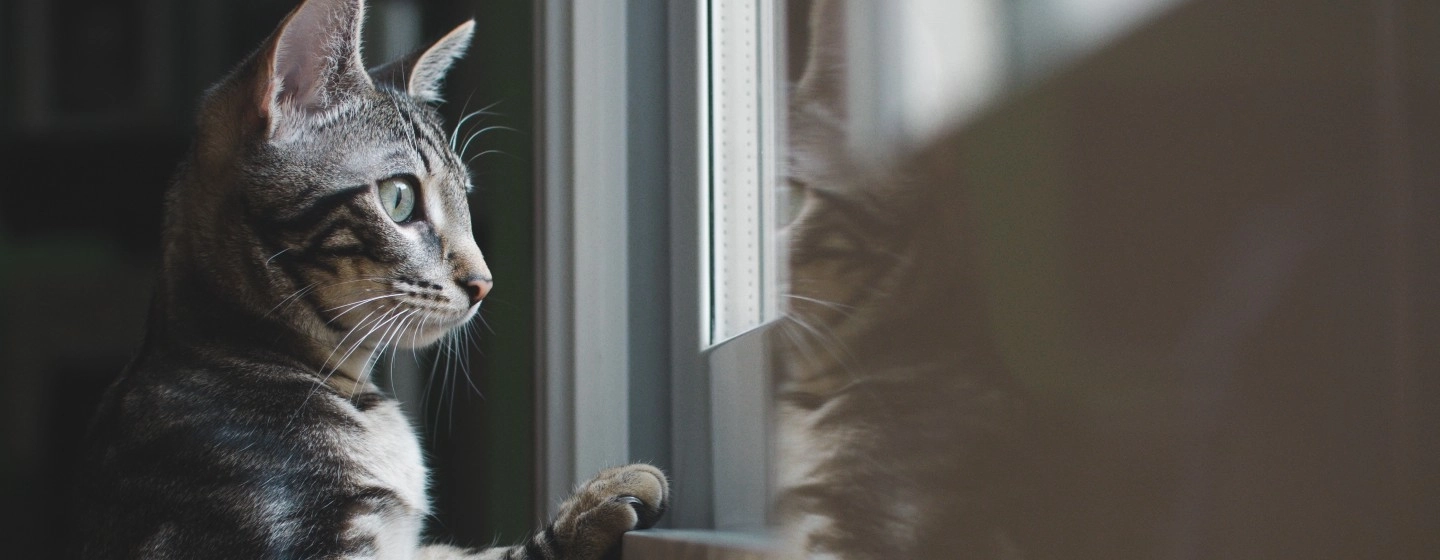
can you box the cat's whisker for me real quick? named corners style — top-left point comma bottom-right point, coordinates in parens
top-left (316, 306), bottom-right (387, 374)
top-left (388, 311), bottom-right (420, 365)
top-left (458, 315), bottom-right (486, 355)
top-left (291, 306), bottom-right (391, 418)
top-left (431, 330), bottom-right (456, 435)
top-left (465, 149), bottom-right (517, 167)
top-left (364, 309), bottom-right (419, 400)
top-left (383, 312), bottom-right (423, 399)
top-left (783, 293), bottom-right (858, 317)
top-left (323, 292), bottom-right (406, 317)
top-left (457, 125), bottom-right (521, 160)
top-left (459, 125), bottom-right (518, 162)
top-left (318, 307), bottom-right (395, 389)
top-left (324, 292), bottom-right (405, 313)
top-left (370, 312), bottom-right (404, 373)
top-left (474, 304), bottom-right (498, 336)
top-left (327, 306), bottom-right (408, 388)
top-left (407, 311), bottom-right (426, 364)
top-left (444, 326), bottom-right (458, 432)
top-left (450, 100), bottom-right (503, 150)
top-left (448, 93), bottom-right (476, 150)
top-left (422, 332), bottom-right (446, 433)
top-left (778, 318), bottom-right (826, 370)
top-left (457, 321), bottom-right (483, 396)
top-left (428, 328), bottom-right (454, 434)
top-left (271, 277), bottom-right (392, 319)
top-left (785, 314), bottom-right (862, 380)
top-left (266, 282), bottom-right (320, 317)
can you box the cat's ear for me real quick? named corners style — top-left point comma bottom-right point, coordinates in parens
top-left (254, 0), bottom-right (373, 134)
top-left (369, 20), bottom-right (475, 104)
top-left (796, 0), bottom-right (846, 119)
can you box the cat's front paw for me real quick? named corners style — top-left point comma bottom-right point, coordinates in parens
top-left (551, 464), bottom-right (668, 559)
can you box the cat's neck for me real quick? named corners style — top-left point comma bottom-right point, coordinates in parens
top-left (149, 248), bottom-right (379, 396)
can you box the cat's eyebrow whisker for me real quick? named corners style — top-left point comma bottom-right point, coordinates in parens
top-left (448, 92), bottom-right (476, 149)
top-left (459, 125), bottom-right (518, 161)
top-left (449, 100), bottom-right (504, 150)
top-left (466, 149), bottom-right (517, 168)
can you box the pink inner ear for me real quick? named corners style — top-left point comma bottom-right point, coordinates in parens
top-left (272, 9), bottom-right (338, 109)
top-left (262, 0), bottom-right (370, 116)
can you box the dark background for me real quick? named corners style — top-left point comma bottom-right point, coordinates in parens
top-left (0, 0), bottom-right (537, 555)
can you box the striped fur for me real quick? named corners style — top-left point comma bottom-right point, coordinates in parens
top-left (71, 1), bottom-right (666, 558)
top-left (774, 2), bottom-right (1025, 558)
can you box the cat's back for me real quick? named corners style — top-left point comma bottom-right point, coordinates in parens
top-left (72, 347), bottom-right (415, 559)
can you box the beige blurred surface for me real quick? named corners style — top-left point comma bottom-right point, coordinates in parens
top-left (775, 0), bottom-right (1438, 557)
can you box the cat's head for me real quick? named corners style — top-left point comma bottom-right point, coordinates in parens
top-left (780, 0), bottom-right (992, 382)
top-left (781, 0), bottom-right (913, 362)
top-left (164, 0), bottom-right (488, 369)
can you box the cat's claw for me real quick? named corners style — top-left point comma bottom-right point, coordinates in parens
top-left (620, 494), bottom-right (664, 530)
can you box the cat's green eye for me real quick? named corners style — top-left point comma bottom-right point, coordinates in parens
top-left (377, 177), bottom-right (417, 222)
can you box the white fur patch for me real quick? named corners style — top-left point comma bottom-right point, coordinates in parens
top-left (335, 396), bottom-right (429, 559)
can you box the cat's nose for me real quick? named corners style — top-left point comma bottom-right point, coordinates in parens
top-left (460, 276), bottom-right (492, 305)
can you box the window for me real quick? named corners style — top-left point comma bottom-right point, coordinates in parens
top-left (708, 0), bottom-right (782, 346)
top-left (536, 0), bottom-right (782, 551)
top-left (536, 0), bottom-right (1213, 550)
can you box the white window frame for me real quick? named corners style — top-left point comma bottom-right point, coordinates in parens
top-left (536, 0), bottom-right (781, 555)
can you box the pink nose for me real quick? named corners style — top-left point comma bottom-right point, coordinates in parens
top-left (461, 276), bottom-right (492, 304)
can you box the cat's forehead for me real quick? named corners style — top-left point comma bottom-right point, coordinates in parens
top-left (288, 92), bottom-right (468, 181)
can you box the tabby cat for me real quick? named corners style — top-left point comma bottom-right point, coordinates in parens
top-left (71, 0), bottom-right (666, 558)
top-left (774, 1), bottom-right (1026, 558)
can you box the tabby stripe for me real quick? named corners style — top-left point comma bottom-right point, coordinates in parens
top-left (409, 120), bottom-right (434, 174)
top-left (416, 221), bottom-right (444, 258)
top-left (270, 185), bottom-right (372, 233)
top-left (394, 102), bottom-right (436, 174)
top-left (245, 199), bottom-right (313, 295)
top-left (407, 105), bottom-right (450, 156)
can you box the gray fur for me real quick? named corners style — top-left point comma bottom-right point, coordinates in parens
top-left (71, 0), bottom-right (666, 558)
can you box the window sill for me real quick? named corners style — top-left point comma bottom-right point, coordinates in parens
top-left (623, 529), bottom-right (775, 560)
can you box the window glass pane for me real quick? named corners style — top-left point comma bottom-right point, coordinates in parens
top-left (848, 0), bottom-right (1186, 145)
top-left (708, 0), bottom-right (780, 345)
